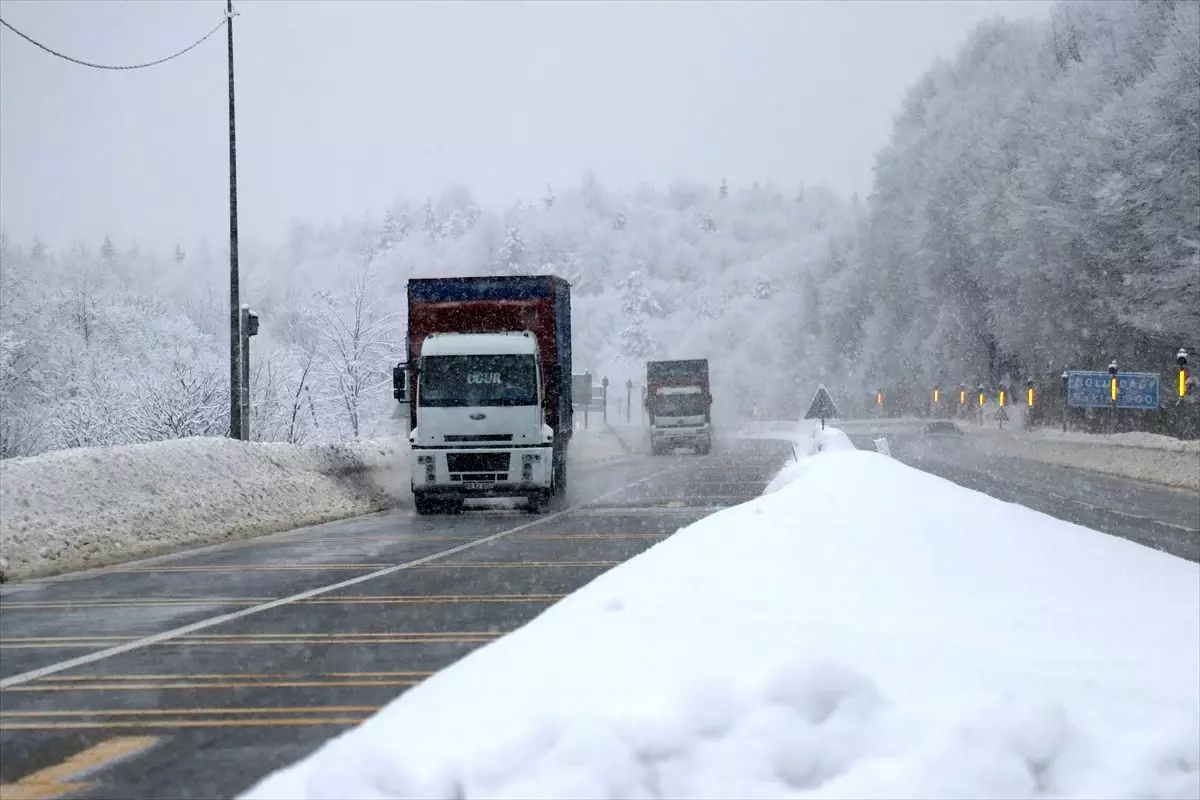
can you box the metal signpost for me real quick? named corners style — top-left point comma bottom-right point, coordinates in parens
top-left (572, 372), bottom-right (593, 429)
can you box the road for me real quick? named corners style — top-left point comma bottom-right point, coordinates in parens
top-left (0, 438), bottom-right (790, 800)
top-left (845, 430), bottom-right (1200, 562)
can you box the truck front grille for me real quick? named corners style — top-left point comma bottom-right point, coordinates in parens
top-left (447, 452), bottom-right (510, 474)
top-left (444, 434), bottom-right (514, 443)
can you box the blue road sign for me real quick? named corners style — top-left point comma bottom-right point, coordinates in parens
top-left (1067, 371), bottom-right (1160, 410)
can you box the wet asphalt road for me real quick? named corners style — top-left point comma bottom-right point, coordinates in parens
top-left (0, 439), bottom-right (791, 800)
top-left (846, 431), bottom-right (1200, 562)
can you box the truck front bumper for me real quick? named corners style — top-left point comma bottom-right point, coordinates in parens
top-left (411, 446), bottom-right (554, 497)
top-left (651, 427), bottom-right (711, 448)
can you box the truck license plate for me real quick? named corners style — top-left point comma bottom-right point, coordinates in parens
top-left (463, 481), bottom-right (492, 491)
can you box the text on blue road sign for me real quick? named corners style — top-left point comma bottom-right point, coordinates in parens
top-left (1067, 371), bottom-right (1160, 410)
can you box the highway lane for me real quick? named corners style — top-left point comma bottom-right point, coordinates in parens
top-left (0, 438), bottom-right (790, 799)
top-left (846, 430), bottom-right (1199, 562)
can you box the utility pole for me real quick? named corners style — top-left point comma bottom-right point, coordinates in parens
top-left (227, 0), bottom-right (242, 439)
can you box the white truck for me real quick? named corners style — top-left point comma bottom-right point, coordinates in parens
top-left (393, 276), bottom-right (573, 514)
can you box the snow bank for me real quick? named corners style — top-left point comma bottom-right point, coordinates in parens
top-left (570, 425), bottom-right (634, 465)
top-left (961, 429), bottom-right (1200, 491)
top-left (604, 423), bottom-right (649, 455)
top-left (1052, 430), bottom-right (1200, 452)
top-left (0, 424), bottom-right (638, 583)
top-left (764, 427), bottom-right (856, 493)
top-left (0, 436), bottom-right (412, 582)
top-left (242, 441), bottom-right (1199, 799)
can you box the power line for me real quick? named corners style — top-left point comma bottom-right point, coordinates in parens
top-left (0, 14), bottom-right (226, 71)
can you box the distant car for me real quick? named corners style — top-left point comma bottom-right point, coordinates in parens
top-left (924, 420), bottom-right (963, 436)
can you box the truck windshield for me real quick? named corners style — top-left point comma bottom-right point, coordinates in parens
top-left (419, 355), bottom-right (538, 407)
top-left (652, 393), bottom-right (706, 417)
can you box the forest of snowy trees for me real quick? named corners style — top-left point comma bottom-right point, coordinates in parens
top-left (1, 0), bottom-right (1196, 458)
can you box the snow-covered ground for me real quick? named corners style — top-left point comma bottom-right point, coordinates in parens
top-left (569, 425), bottom-right (635, 464)
top-left (0, 426), bottom-right (632, 583)
top-left (242, 428), bottom-right (1200, 800)
top-left (766, 416), bottom-right (1200, 490)
top-left (0, 436), bottom-right (412, 582)
top-left (960, 426), bottom-right (1199, 491)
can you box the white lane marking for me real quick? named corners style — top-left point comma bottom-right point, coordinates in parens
top-left (0, 468), bottom-right (673, 690)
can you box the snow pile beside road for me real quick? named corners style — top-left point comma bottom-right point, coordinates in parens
top-left (962, 428), bottom-right (1199, 490)
top-left (985, 426), bottom-right (1200, 453)
top-left (242, 446), bottom-right (1199, 799)
top-left (570, 425), bottom-right (634, 465)
top-left (604, 423), bottom-right (650, 455)
top-left (0, 436), bottom-right (412, 582)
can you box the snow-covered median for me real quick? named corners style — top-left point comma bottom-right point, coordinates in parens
top-left (0, 436), bottom-right (412, 582)
top-left (242, 432), bottom-right (1199, 799)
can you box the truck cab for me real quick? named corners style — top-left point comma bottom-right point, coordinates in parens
top-left (408, 332), bottom-right (555, 513)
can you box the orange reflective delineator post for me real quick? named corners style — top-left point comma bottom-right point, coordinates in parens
top-left (1027, 386), bottom-right (1035, 406)
top-left (1110, 377), bottom-right (1118, 402)
top-left (959, 388), bottom-right (966, 406)
top-left (876, 390), bottom-right (884, 409)
top-left (1178, 348), bottom-right (1189, 399)
top-left (999, 389), bottom-right (1006, 407)
top-left (933, 387), bottom-right (941, 405)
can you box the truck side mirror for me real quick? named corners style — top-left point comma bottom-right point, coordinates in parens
top-left (393, 363), bottom-right (409, 402)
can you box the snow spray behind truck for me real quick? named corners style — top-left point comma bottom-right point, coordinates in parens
top-left (393, 276), bottom-right (572, 514)
top-left (646, 359), bottom-right (712, 455)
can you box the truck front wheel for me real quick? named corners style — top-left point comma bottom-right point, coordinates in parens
top-left (414, 494), bottom-right (440, 515)
top-left (526, 490), bottom-right (550, 514)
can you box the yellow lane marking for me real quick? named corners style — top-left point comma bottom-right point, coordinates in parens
top-left (305, 533), bottom-right (665, 542)
top-left (1, 706), bottom-right (378, 718)
top-left (0, 735), bottom-right (156, 800)
top-left (0, 632), bottom-right (505, 649)
top-left (0, 718), bottom-right (364, 731)
top-left (88, 557), bottom-right (628, 575)
top-left (107, 564), bottom-right (393, 573)
top-left (2, 639), bottom-right (495, 649)
top-left (30, 671), bottom-right (433, 681)
top-left (413, 561), bottom-right (619, 568)
top-left (665, 501), bottom-right (685, 507)
top-left (1, 594), bottom-right (564, 610)
top-left (7, 679), bottom-right (421, 692)
top-left (3, 631), bottom-right (497, 642)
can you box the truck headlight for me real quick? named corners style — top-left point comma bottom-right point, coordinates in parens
top-left (416, 454), bottom-right (435, 481)
top-left (522, 453), bottom-right (539, 481)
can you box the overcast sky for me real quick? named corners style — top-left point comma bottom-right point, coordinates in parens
top-left (0, 0), bottom-right (1053, 252)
